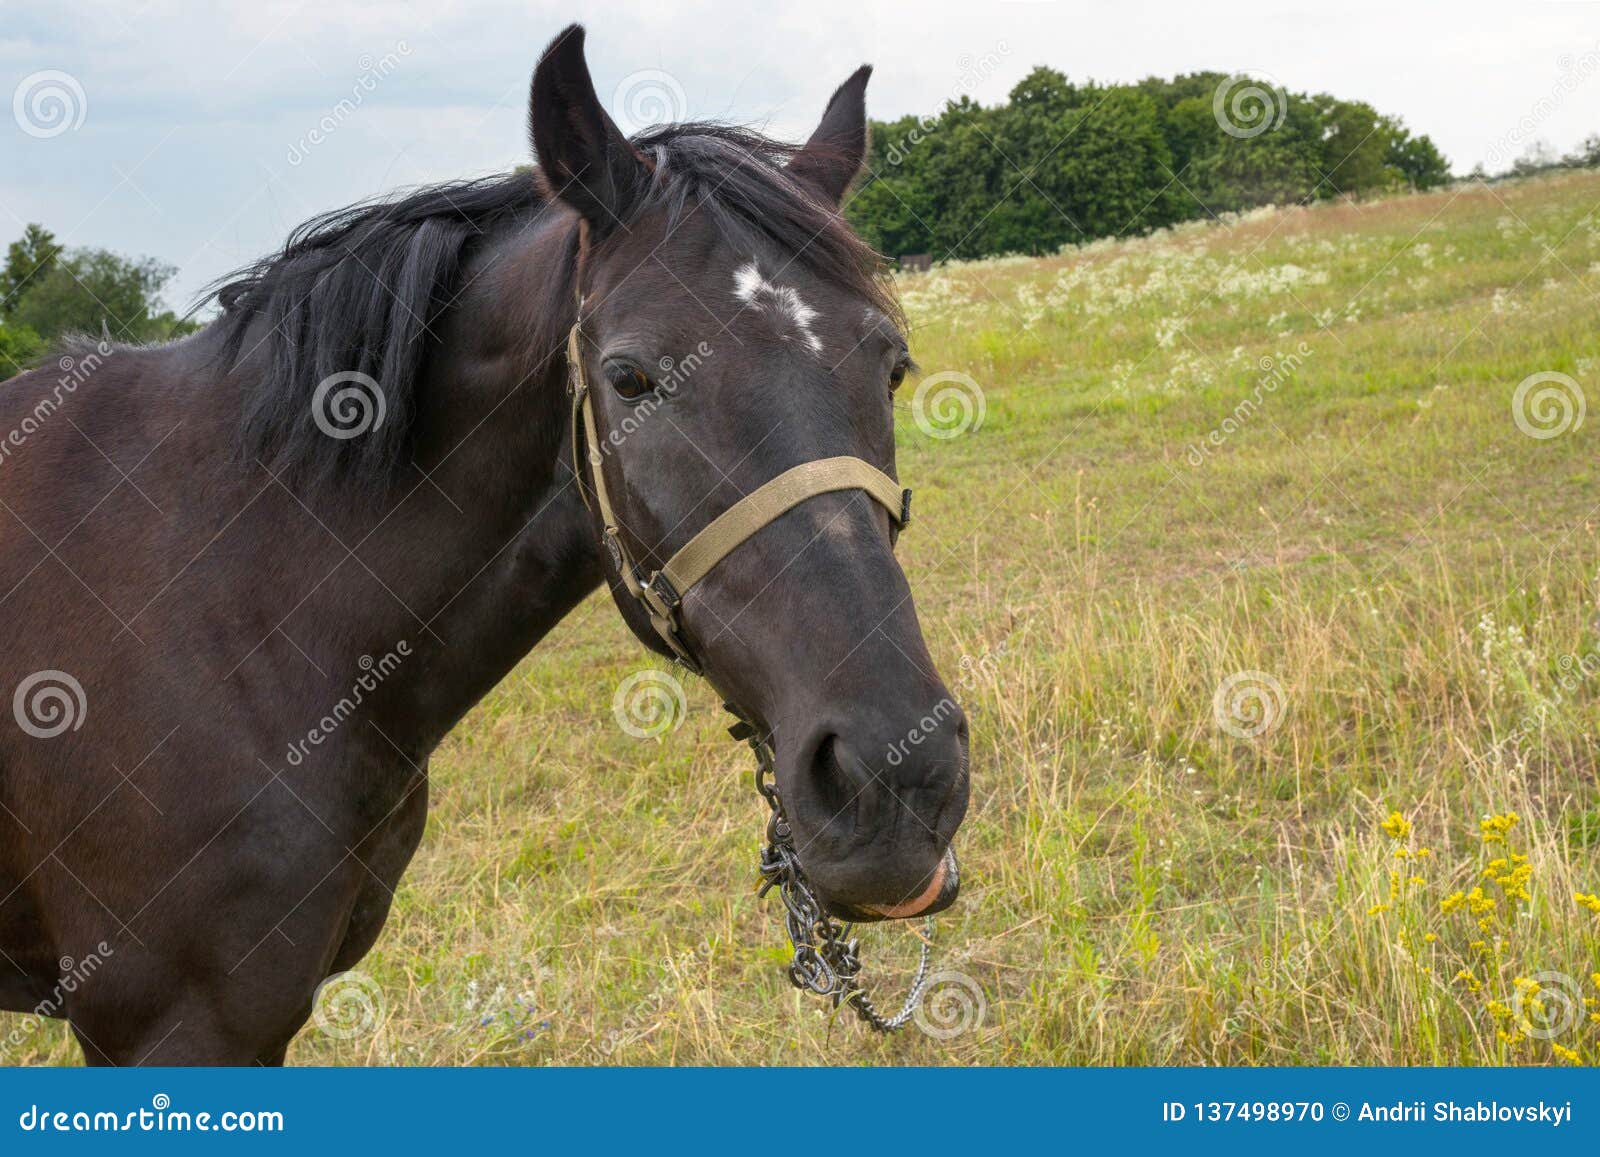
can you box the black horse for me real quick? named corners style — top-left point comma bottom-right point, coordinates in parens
top-left (0, 25), bottom-right (969, 1065)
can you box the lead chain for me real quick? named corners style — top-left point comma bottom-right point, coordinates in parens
top-left (749, 735), bottom-right (934, 1033)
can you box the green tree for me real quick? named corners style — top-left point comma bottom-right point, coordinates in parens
top-left (1000, 85), bottom-right (1184, 245)
top-left (1, 224), bottom-right (61, 317)
top-left (0, 322), bottom-right (44, 378)
top-left (9, 244), bottom-right (197, 344)
top-left (1315, 98), bottom-right (1397, 197)
top-left (1189, 96), bottom-right (1326, 210)
top-left (1385, 121), bottom-right (1451, 189)
top-left (846, 67), bottom-right (1452, 263)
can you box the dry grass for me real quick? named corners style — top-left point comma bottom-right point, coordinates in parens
top-left (8, 170), bottom-right (1600, 1066)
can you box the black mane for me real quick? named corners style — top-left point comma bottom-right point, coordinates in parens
top-left (211, 124), bottom-right (896, 491)
top-left (211, 172), bottom-right (543, 491)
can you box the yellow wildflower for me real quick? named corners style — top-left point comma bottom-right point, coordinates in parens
top-left (1381, 811), bottom-right (1412, 840)
top-left (1480, 812), bottom-right (1519, 843)
top-left (1551, 1043), bottom-right (1582, 1065)
top-left (1575, 892), bottom-right (1600, 914)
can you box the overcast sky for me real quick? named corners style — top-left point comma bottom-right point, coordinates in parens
top-left (4, 1), bottom-right (1598, 311)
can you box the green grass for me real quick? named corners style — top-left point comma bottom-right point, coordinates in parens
top-left (10, 170), bottom-right (1600, 1066)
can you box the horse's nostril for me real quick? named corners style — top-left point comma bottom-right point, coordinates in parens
top-left (810, 733), bottom-right (860, 816)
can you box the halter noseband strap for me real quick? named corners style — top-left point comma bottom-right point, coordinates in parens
top-left (566, 318), bottom-right (912, 674)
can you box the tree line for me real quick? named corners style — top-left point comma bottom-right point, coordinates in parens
top-left (4, 64), bottom-right (1595, 375)
top-left (846, 68), bottom-right (1455, 261)
top-left (0, 224), bottom-right (197, 373)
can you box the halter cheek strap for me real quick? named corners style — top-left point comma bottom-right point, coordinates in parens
top-left (566, 319), bottom-right (912, 673)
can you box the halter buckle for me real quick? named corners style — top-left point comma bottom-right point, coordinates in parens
top-left (602, 527), bottom-right (625, 574)
top-left (899, 488), bottom-right (913, 527)
top-left (641, 571), bottom-right (682, 617)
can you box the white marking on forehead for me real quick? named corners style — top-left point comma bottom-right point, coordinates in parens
top-left (732, 261), bottom-right (823, 355)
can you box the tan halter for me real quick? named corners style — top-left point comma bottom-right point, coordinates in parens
top-left (566, 315), bottom-right (912, 673)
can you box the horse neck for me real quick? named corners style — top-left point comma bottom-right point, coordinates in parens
top-left (277, 214), bottom-right (604, 757)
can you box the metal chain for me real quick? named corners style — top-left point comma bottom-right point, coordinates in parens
top-left (748, 734), bottom-right (934, 1032)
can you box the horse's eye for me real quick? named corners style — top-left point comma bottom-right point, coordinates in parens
top-left (607, 364), bottom-right (655, 402)
top-left (888, 355), bottom-right (911, 392)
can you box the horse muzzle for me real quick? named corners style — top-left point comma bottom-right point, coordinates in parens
top-left (854, 846), bottom-right (960, 922)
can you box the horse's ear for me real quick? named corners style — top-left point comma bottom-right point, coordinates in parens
top-left (529, 24), bottom-right (649, 237)
top-left (789, 65), bottom-right (872, 206)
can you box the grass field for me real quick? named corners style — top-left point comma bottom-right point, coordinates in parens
top-left (10, 168), bottom-right (1600, 1066)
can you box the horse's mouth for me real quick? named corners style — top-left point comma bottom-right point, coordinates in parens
top-left (829, 847), bottom-right (960, 923)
